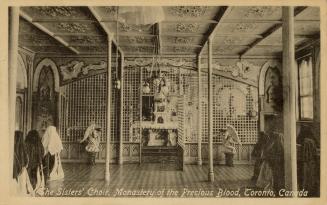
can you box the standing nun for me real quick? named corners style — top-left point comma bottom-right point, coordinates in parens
top-left (12, 131), bottom-right (34, 196)
top-left (25, 130), bottom-right (45, 196)
top-left (42, 126), bottom-right (64, 181)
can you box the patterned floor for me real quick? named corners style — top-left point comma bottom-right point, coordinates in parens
top-left (45, 163), bottom-right (256, 197)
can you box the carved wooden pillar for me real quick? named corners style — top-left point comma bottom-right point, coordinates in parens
top-left (197, 55), bottom-right (202, 166)
top-left (208, 37), bottom-right (214, 182)
top-left (105, 35), bottom-right (113, 182)
top-left (119, 52), bottom-right (124, 165)
top-left (282, 6), bottom-right (297, 192)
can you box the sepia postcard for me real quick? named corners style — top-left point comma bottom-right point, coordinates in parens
top-left (0, 0), bottom-right (326, 205)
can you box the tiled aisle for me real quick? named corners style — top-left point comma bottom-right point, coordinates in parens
top-left (45, 163), bottom-right (255, 197)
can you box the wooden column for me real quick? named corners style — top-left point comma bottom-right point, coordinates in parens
top-left (119, 52), bottom-right (124, 165)
top-left (282, 6), bottom-right (297, 192)
top-left (8, 7), bottom-right (20, 187)
top-left (197, 55), bottom-right (202, 165)
top-left (259, 96), bottom-right (265, 131)
top-left (105, 35), bottom-right (113, 182)
top-left (26, 56), bottom-right (34, 133)
top-left (208, 37), bottom-right (214, 182)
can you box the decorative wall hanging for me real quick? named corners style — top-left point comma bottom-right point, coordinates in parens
top-left (125, 58), bottom-right (193, 68)
top-left (200, 60), bottom-right (260, 83)
top-left (172, 46), bottom-right (192, 53)
top-left (125, 36), bottom-right (153, 44)
top-left (223, 37), bottom-right (242, 45)
top-left (103, 6), bottom-right (117, 16)
top-left (174, 36), bottom-right (194, 44)
top-left (122, 46), bottom-right (154, 53)
top-left (176, 23), bottom-right (200, 33)
top-left (233, 23), bottom-right (257, 32)
top-left (35, 6), bottom-right (77, 17)
top-left (69, 36), bottom-right (104, 44)
top-left (244, 6), bottom-right (279, 18)
top-left (56, 22), bottom-right (89, 33)
top-left (214, 45), bottom-right (235, 54)
top-left (168, 6), bottom-right (208, 17)
top-left (59, 60), bottom-right (107, 81)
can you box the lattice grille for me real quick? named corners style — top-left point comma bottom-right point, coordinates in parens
top-left (182, 71), bottom-right (199, 143)
top-left (59, 72), bottom-right (119, 142)
top-left (177, 96), bottom-right (184, 148)
top-left (200, 74), bottom-right (258, 144)
top-left (123, 67), bottom-right (141, 142)
top-left (201, 73), bottom-right (209, 143)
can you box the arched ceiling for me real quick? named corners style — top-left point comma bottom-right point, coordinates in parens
top-left (19, 6), bottom-right (320, 57)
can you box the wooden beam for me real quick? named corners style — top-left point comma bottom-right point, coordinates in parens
top-left (88, 6), bottom-right (124, 55)
top-left (156, 33), bottom-right (204, 37)
top-left (223, 19), bottom-right (319, 24)
top-left (99, 19), bottom-right (319, 24)
top-left (238, 24), bottom-right (282, 56)
top-left (31, 19), bottom-right (97, 23)
top-left (101, 19), bottom-right (218, 24)
top-left (162, 44), bottom-right (202, 48)
top-left (117, 32), bottom-right (262, 38)
top-left (119, 43), bottom-right (155, 47)
top-left (215, 33), bottom-right (264, 38)
top-left (117, 43), bottom-right (201, 48)
top-left (20, 10), bottom-right (79, 54)
top-left (222, 19), bottom-right (282, 24)
top-left (199, 6), bottom-right (232, 55)
top-left (295, 34), bottom-right (320, 38)
top-left (53, 33), bottom-right (104, 37)
top-left (239, 6), bottom-right (308, 57)
top-left (19, 43), bottom-right (106, 48)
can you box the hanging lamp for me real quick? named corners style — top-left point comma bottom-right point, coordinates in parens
top-left (117, 7), bottom-right (165, 25)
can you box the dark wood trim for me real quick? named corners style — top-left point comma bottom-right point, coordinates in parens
top-left (31, 19), bottom-right (97, 23)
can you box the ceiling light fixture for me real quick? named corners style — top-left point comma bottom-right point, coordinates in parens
top-left (117, 7), bottom-right (165, 25)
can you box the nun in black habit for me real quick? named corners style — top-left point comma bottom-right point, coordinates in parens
top-left (25, 130), bottom-right (45, 195)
